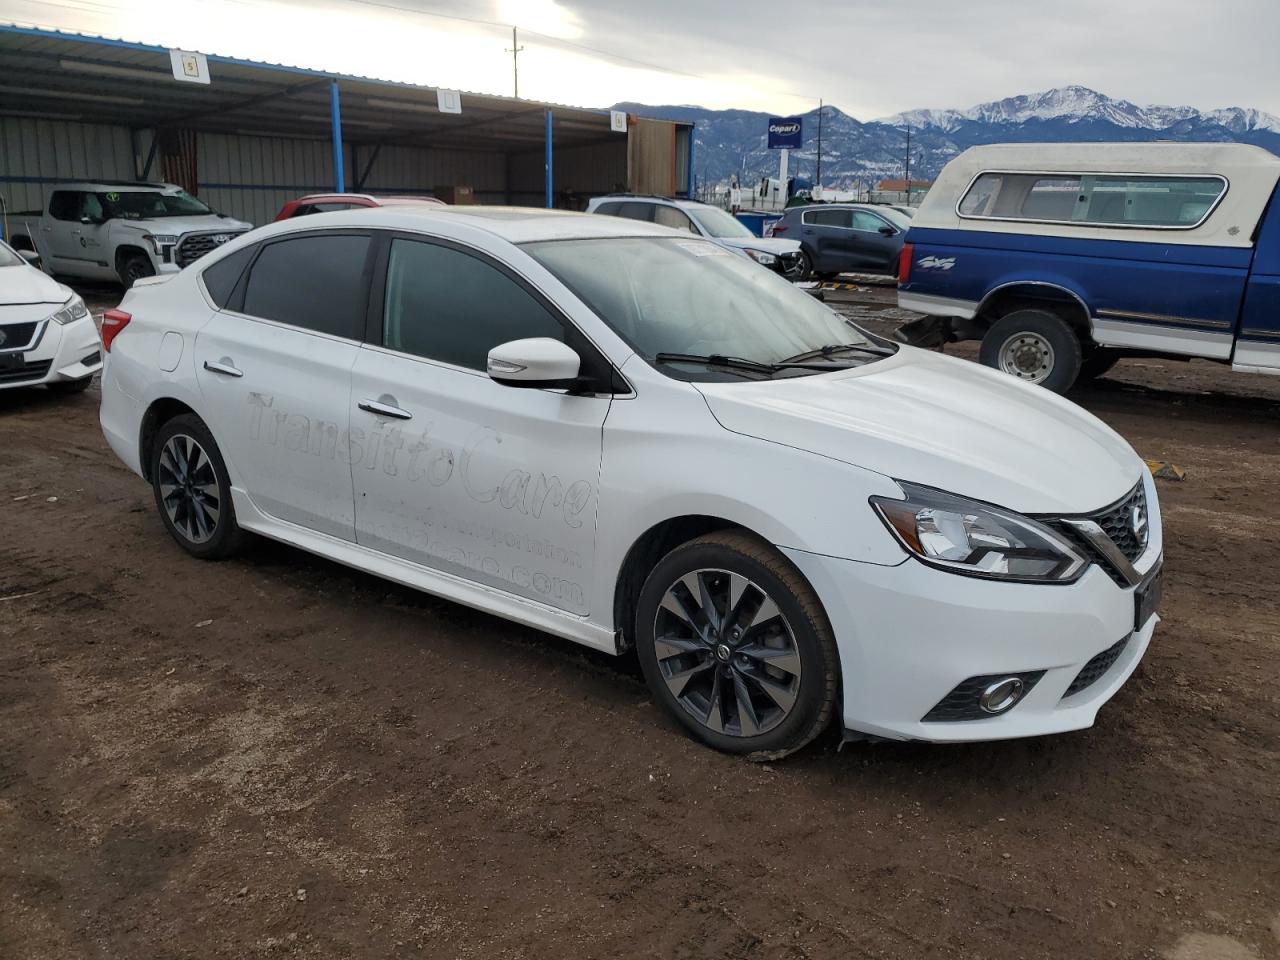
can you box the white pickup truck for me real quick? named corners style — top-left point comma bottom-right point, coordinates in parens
top-left (9, 181), bottom-right (252, 288)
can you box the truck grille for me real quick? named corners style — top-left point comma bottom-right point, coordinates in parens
top-left (176, 231), bottom-right (241, 268)
top-left (0, 358), bottom-right (52, 384)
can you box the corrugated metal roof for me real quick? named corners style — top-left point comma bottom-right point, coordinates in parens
top-left (0, 24), bottom-right (689, 150)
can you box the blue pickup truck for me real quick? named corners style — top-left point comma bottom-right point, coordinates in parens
top-left (896, 143), bottom-right (1280, 392)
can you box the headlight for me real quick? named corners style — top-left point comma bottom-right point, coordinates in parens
top-left (871, 482), bottom-right (1086, 583)
top-left (143, 234), bottom-right (178, 254)
top-left (744, 248), bottom-right (778, 266)
top-left (48, 296), bottom-right (89, 326)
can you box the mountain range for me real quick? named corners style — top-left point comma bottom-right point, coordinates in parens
top-left (615, 85), bottom-right (1280, 191)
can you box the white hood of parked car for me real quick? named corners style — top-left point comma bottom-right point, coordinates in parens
top-left (0, 263), bottom-right (73, 306)
top-left (716, 236), bottom-right (801, 255)
top-left (116, 214), bottom-right (253, 236)
top-left (696, 347), bottom-right (1141, 515)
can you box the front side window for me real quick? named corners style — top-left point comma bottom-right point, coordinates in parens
top-left (526, 237), bottom-right (892, 381)
top-left (851, 210), bottom-right (891, 233)
top-left (241, 234), bottom-right (370, 338)
top-left (653, 205), bottom-right (697, 233)
top-left (614, 202), bottom-right (655, 222)
top-left (958, 171), bottom-right (1227, 228)
top-left (382, 239), bottom-right (564, 370)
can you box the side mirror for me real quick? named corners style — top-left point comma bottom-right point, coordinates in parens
top-left (18, 249), bottom-right (40, 265)
top-left (878, 225), bottom-right (897, 237)
top-left (487, 338), bottom-right (581, 389)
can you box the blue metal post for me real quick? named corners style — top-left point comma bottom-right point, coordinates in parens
top-left (330, 80), bottom-right (346, 193)
top-left (544, 109), bottom-right (553, 209)
top-left (687, 122), bottom-right (696, 199)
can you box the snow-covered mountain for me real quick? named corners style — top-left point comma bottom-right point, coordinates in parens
top-left (620, 85), bottom-right (1280, 192)
top-left (878, 85), bottom-right (1280, 135)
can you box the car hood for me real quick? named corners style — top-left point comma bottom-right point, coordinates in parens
top-left (115, 215), bottom-right (253, 235)
top-left (716, 236), bottom-right (802, 255)
top-left (0, 264), bottom-right (73, 306)
top-left (695, 347), bottom-right (1142, 515)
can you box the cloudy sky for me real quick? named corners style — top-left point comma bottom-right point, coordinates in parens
top-left (8, 0), bottom-right (1280, 117)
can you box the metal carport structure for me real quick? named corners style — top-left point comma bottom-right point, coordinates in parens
top-left (0, 25), bottom-right (695, 228)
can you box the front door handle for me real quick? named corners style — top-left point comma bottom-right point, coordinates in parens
top-left (203, 359), bottom-right (244, 378)
top-left (358, 398), bottom-right (413, 420)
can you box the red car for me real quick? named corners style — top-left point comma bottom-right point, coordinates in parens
top-left (273, 193), bottom-right (445, 221)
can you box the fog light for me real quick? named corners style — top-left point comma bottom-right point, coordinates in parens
top-left (979, 677), bottom-right (1025, 714)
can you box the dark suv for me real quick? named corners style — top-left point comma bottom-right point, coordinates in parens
top-left (770, 204), bottom-right (910, 280)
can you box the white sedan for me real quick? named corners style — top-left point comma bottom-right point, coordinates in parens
top-left (98, 206), bottom-right (1163, 757)
top-left (0, 240), bottom-right (102, 393)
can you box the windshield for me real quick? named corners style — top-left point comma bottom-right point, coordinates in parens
top-left (685, 205), bottom-right (756, 239)
top-left (100, 189), bottom-right (213, 220)
top-left (0, 241), bottom-right (22, 268)
top-left (524, 237), bottom-right (892, 380)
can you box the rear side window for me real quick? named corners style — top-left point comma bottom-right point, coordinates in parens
top-left (803, 208), bottom-right (851, 227)
top-left (593, 201), bottom-right (622, 216)
top-left (958, 171), bottom-right (1227, 228)
top-left (49, 191), bottom-right (80, 221)
top-left (202, 245), bottom-right (257, 308)
top-left (242, 234), bottom-right (371, 338)
top-left (615, 202), bottom-right (656, 222)
top-left (381, 238), bottom-right (564, 370)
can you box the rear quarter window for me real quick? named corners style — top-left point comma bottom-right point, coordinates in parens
top-left (958, 171), bottom-right (1227, 228)
top-left (201, 245), bottom-right (257, 309)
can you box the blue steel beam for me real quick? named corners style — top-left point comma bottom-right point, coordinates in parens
top-left (330, 80), bottom-right (345, 193)
top-left (544, 109), bottom-right (553, 209)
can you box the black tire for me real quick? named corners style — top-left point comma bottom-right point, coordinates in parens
top-left (119, 252), bottom-right (155, 289)
top-left (816, 271), bottom-right (840, 282)
top-left (635, 531), bottom-right (840, 760)
top-left (978, 308), bottom-right (1083, 393)
top-left (150, 413), bottom-right (245, 560)
top-left (1078, 348), bottom-right (1120, 381)
top-left (46, 376), bottom-right (93, 395)
top-left (792, 249), bottom-right (813, 282)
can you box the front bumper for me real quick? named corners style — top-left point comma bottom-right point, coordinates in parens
top-left (0, 315), bottom-right (102, 390)
top-left (783, 544), bottom-right (1161, 743)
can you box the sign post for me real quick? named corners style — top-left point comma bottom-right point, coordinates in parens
top-left (767, 117), bottom-right (802, 209)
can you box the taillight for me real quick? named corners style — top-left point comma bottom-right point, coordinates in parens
top-left (898, 242), bottom-right (914, 286)
top-left (100, 309), bottom-right (131, 352)
top-left (771, 223), bottom-right (788, 234)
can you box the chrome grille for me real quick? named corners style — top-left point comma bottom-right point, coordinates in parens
top-left (1049, 481), bottom-right (1148, 586)
top-left (176, 231), bottom-right (240, 268)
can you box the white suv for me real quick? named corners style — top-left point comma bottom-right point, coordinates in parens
top-left (586, 195), bottom-right (803, 277)
top-left (98, 205), bottom-right (1162, 757)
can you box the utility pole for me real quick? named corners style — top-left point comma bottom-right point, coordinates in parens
top-left (815, 99), bottom-right (823, 192)
top-left (903, 124), bottom-right (911, 200)
top-left (505, 26), bottom-right (524, 99)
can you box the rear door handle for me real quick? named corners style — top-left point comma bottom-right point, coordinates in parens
top-left (358, 398), bottom-right (413, 420)
top-left (203, 359), bottom-right (243, 378)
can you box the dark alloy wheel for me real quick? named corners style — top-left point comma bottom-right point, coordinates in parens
top-left (790, 250), bottom-right (813, 282)
top-left (636, 531), bottom-right (839, 759)
top-left (150, 414), bottom-right (244, 559)
top-left (120, 253), bottom-right (155, 289)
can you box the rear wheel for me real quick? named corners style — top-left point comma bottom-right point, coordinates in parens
top-left (635, 531), bottom-right (840, 759)
top-left (979, 308), bottom-right (1083, 393)
top-left (150, 414), bottom-right (244, 560)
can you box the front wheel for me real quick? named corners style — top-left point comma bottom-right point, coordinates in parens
top-left (635, 531), bottom-right (840, 759)
top-left (789, 250), bottom-right (813, 282)
top-left (150, 414), bottom-right (245, 560)
top-left (119, 252), bottom-right (155, 289)
top-left (979, 308), bottom-right (1083, 393)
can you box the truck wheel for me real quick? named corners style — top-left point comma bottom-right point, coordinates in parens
top-left (1078, 349), bottom-right (1120, 381)
top-left (120, 253), bottom-right (155, 289)
top-left (979, 309), bottom-right (1082, 393)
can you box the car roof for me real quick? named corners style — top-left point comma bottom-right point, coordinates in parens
top-left (54, 181), bottom-right (181, 192)
top-left (266, 204), bottom-right (679, 243)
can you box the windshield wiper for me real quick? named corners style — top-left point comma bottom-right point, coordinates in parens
top-left (781, 342), bottom-right (897, 363)
top-left (653, 352), bottom-right (844, 376)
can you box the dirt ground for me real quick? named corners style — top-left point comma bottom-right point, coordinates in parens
top-left (1, 285), bottom-right (1278, 960)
